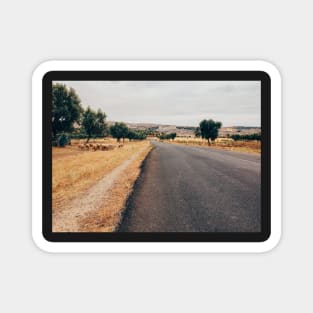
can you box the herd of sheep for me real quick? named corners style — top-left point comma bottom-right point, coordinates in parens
top-left (78, 143), bottom-right (123, 151)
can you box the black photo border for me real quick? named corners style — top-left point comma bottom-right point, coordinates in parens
top-left (42, 70), bottom-right (271, 242)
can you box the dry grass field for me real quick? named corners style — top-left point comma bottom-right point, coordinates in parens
top-left (52, 138), bottom-right (152, 232)
top-left (167, 137), bottom-right (261, 154)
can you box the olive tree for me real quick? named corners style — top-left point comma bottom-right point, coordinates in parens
top-left (199, 119), bottom-right (222, 145)
top-left (52, 83), bottom-right (83, 144)
top-left (81, 107), bottom-right (107, 142)
top-left (110, 122), bottom-right (129, 142)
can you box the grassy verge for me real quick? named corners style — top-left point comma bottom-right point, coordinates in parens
top-left (164, 138), bottom-right (261, 154)
top-left (52, 139), bottom-right (152, 231)
top-left (78, 145), bottom-right (152, 232)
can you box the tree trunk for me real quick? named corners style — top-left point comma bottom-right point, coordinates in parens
top-left (208, 139), bottom-right (211, 146)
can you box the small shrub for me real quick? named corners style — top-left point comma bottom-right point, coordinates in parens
top-left (58, 134), bottom-right (71, 147)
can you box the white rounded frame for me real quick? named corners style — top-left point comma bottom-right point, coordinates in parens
top-left (32, 60), bottom-right (281, 253)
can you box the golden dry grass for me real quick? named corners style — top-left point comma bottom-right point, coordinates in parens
top-left (166, 137), bottom-right (261, 154)
top-left (77, 145), bottom-right (152, 232)
top-left (52, 139), bottom-right (151, 216)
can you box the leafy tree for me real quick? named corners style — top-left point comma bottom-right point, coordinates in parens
top-left (94, 109), bottom-right (107, 137)
top-left (158, 133), bottom-right (166, 140)
top-left (127, 129), bottom-right (147, 141)
top-left (199, 119), bottom-right (222, 145)
top-left (169, 132), bottom-right (176, 140)
top-left (146, 127), bottom-right (158, 136)
top-left (81, 107), bottom-right (107, 142)
top-left (158, 132), bottom-right (176, 140)
top-left (110, 122), bottom-right (129, 142)
top-left (127, 129), bottom-right (137, 141)
top-left (52, 84), bottom-right (83, 139)
top-left (136, 130), bottom-right (147, 140)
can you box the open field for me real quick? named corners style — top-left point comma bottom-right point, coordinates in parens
top-left (52, 139), bottom-right (152, 232)
top-left (164, 137), bottom-right (261, 154)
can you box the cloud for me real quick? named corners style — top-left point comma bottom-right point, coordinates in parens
top-left (55, 80), bottom-right (261, 126)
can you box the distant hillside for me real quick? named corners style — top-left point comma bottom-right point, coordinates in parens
top-left (107, 121), bottom-right (261, 137)
top-left (219, 126), bottom-right (261, 137)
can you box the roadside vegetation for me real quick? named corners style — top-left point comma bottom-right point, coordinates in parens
top-left (158, 132), bottom-right (177, 140)
top-left (169, 137), bottom-right (261, 154)
top-left (52, 139), bottom-right (151, 232)
top-left (51, 83), bottom-right (151, 232)
top-left (81, 106), bottom-right (108, 142)
top-left (162, 118), bottom-right (261, 154)
top-left (52, 83), bottom-right (148, 146)
top-left (198, 119), bottom-right (222, 145)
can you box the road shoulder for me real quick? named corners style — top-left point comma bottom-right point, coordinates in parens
top-left (52, 142), bottom-right (152, 232)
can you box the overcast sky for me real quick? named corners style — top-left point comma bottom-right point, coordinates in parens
top-left (55, 81), bottom-right (261, 127)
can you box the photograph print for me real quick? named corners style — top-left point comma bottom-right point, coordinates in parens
top-left (50, 78), bottom-right (264, 238)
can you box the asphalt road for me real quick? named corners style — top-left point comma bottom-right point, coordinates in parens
top-left (119, 141), bottom-right (261, 232)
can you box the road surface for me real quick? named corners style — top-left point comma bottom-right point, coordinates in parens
top-left (119, 141), bottom-right (261, 232)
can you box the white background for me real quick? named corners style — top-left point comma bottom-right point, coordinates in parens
top-left (0, 0), bottom-right (310, 312)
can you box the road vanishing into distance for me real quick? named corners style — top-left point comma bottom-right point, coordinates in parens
top-left (119, 141), bottom-right (261, 232)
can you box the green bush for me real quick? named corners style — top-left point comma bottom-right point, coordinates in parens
top-left (57, 133), bottom-right (71, 147)
top-left (231, 133), bottom-right (261, 141)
